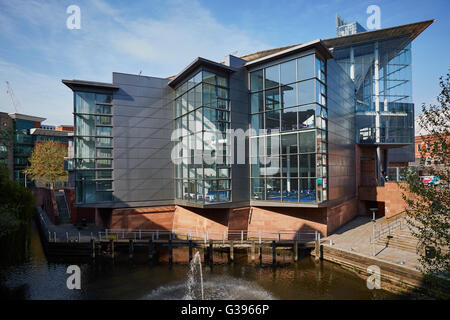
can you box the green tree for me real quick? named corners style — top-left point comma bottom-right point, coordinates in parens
top-left (403, 71), bottom-right (450, 297)
top-left (24, 140), bottom-right (68, 189)
top-left (0, 165), bottom-right (35, 264)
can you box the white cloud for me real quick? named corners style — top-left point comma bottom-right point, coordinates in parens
top-left (0, 58), bottom-right (72, 125)
top-left (0, 0), bottom-right (271, 124)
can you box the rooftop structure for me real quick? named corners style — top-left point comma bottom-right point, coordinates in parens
top-left (336, 14), bottom-right (367, 37)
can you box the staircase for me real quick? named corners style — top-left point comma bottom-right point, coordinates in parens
top-left (55, 191), bottom-right (71, 224)
top-left (376, 227), bottom-right (420, 254)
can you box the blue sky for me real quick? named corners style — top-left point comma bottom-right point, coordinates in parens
top-left (0, 0), bottom-right (448, 125)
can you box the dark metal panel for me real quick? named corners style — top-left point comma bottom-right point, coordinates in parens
top-left (327, 59), bottom-right (356, 203)
top-left (112, 73), bottom-right (174, 206)
top-left (229, 64), bottom-right (250, 204)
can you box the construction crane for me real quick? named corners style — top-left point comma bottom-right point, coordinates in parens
top-left (5, 81), bottom-right (20, 113)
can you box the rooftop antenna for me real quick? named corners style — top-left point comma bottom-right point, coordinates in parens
top-left (5, 81), bottom-right (20, 113)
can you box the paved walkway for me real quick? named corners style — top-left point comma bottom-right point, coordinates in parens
top-left (325, 216), bottom-right (420, 271)
top-left (36, 206), bottom-right (101, 242)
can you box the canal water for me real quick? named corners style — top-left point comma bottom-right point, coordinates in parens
top-left (0, 222), bottom-right (400, 300)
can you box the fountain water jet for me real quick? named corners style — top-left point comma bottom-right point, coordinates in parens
top-left (185, 251), bottom-right (204, 300)
top-left (143, 251), bottom-right (276, 300)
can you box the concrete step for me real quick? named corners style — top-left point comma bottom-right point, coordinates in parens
top-left (383, 240), bottom-right (417, 250)
top-left (378, 233), bottom-right (417, 243)
top-left (386, 234), bottom-right (417, 243)
top-left (395, 230), bottom-right (418, 239)
top-left (376, 234), bottom-right (419, 253)
top-left (55, 193), bottom-right (71, 224)
top-left (376, 242), bottom-right (418, 254)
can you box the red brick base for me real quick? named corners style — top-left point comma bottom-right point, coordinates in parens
top-left (64, 189), bottom-right (95, 224)
top-left (111, 206), bottom-right (175, 230)
top-left (326, 198), bottom-right (358, 234)
top-left (172, 206), bottom-right (229, 239)
top-left (109, 198), bottom-right (358, 237)
top-left (248, 206), bottom-right (327, 237)
top-left (359, 182), bottom-right (412, 218)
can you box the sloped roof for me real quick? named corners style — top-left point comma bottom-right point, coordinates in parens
top-left (167, 57), bottom-right (235, 88)
top-left (30, 128), bottom-right (71, 137)
top-left (163, 20), bottom-right (434, 82)
top-left (239, 44), bottom-right (299, 62)
top-left (244, 39), bottom-right (332, 67)
top-left (62, 79), bottom-right (120, 91)
top-left (238, 19), bottom-right (434, 64)
top-left (8, 113), bottom-right (46, 123)
top-left (323, 19), bottom-right (434, 49)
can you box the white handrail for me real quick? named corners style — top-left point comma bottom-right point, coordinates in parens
top-left (98, 228), bottom-right (317, 242)
top-left (371, 217), bottom-right (404, 242)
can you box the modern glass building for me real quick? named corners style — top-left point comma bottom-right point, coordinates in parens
top-left (63, 19), bottom-right (433, 235)
top-left (7, 113), bottom-right (46, 184)
top-left (173, 70), bottom-right (232, 204)
top-left (248, 53), bottom-right (328, 204)
top-left (62, 81), bottom-right (118, 205)
top-left (1, 113), bottom-right (74, 184)
top-left (332, 38), bottom-right (413, 145)
top-left (323, 20), bottom-right (428, 185)
top-left (336, 14), bottom-right (367, 37)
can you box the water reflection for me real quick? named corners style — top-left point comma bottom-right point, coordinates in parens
top-left (0, 223), bottom-right (399, 300)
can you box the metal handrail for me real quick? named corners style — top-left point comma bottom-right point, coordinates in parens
top-left (371, 217), bottom-right (404, 242)
top-left (62, 191), bottom-right (71, 221)
top-left (98, 228), bottom-right (318, 243)
top-left (36, 204), bottom-right (320, 244)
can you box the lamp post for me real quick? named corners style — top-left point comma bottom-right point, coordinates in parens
top-left (370, 207), bottom-right (378, 256)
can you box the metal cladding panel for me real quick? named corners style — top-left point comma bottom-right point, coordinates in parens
top-left (229, 64), bottom-right (250, 204)
top-left (112, 73), bottom-right (174, 207)
top-left (327, 59), bottom-right (356, 203)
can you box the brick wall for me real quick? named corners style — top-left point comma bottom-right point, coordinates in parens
top-left (111, 206), bottom-right (175, 231)
top-left (248, 206), bottom-right (327, 238)
top-left (31, 187), bottom-right (58, 224)
top-left (172, 206), bottom-right (229, 239)
top-left (358, 146), bottom-right (377, 187)
top-left (227, 207), bottom-right (251, 240)
top-left (381, 183), bottom-right (410, 218)
top-left (358, 182), bottom-right (411, 218)
top-left (326, 198), bottom-right (358, 234)
top-left (228, 207), bottom-right (250, 231)
top-left (109, 203), bottom-right (360, 238)
top-left (63, 188), bottom-right (95, 224)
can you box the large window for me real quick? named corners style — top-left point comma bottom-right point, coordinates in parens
top-left (249, 54), bottom-right (326, 135)
top-left (249, 53), bottom-right (328, 203)
top-left (174, 70), bottom-right (231, 204)
top-left (333, 39), bottom-right (413, 145)
top-left (74, 91), bottom-right (113, 204)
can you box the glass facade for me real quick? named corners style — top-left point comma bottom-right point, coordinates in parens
top-left (74, 92), bottom-right (113, 204)
top-left (13, 119), bottom-right (36, 184)
top-left (333, 37), bottom-right (414, 145)
top-left (249, 54), bottom-right (328, 203)
top-left (173, 70), bottom-right (231, 204)
top-left (336, 22), bottom-right (366, 37)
